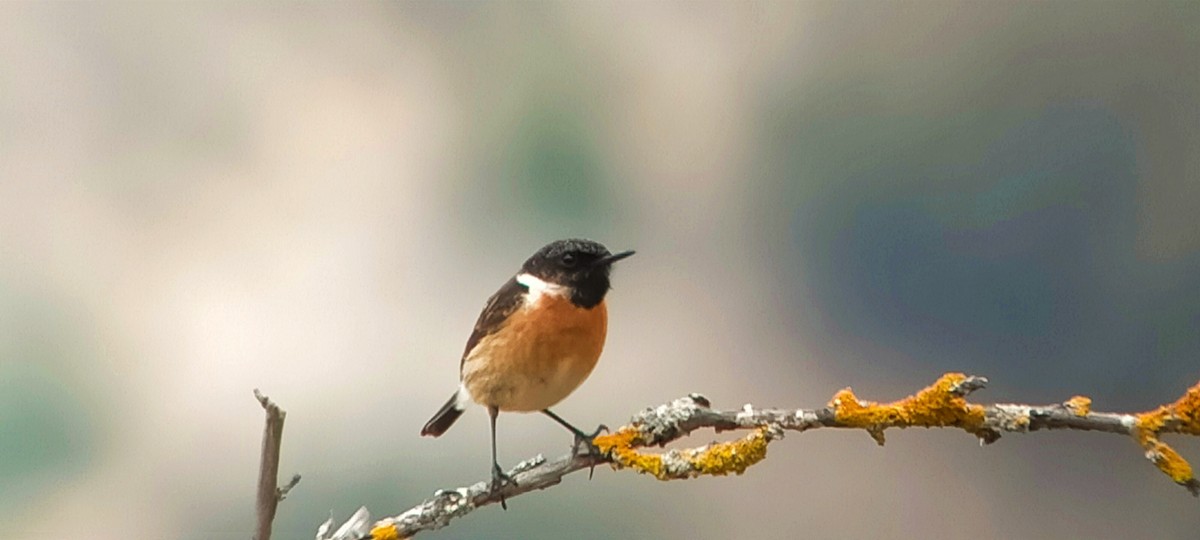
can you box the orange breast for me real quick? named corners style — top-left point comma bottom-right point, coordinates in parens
top-left (462, 297), bottom-right (607, 412)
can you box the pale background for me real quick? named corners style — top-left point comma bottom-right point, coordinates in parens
top-left (3, 2), bottom-right (1199, 539)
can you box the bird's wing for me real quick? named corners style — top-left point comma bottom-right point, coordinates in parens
top-left (460, 276), bottom-right (526, 371)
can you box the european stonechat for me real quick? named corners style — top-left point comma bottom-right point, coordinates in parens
top-left (420, 238), bottom-right (634, 507)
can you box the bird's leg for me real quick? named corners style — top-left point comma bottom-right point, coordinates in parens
top-left (488, 406), bottom-right (516, 509)
top-left (541, 409), bottom-right (609, 479)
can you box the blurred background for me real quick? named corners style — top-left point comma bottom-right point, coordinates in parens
top-left (2, 2), bottom-right (1199, 539)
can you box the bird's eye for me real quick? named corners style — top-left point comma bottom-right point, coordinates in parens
top-left (561, 253), bottom-right (577, 267)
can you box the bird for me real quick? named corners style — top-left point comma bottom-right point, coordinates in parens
top-left (420, 238), bottom-right (634, 508)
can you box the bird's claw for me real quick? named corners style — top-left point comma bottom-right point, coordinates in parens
top-left (571, 424), bottom-right (610, 480)
top-left (490, 464), bottom-right (518, 510)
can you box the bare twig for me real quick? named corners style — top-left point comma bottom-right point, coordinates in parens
top-left (254, 389), bottom-right (301, 540)
top-left (322, 373), bottom-right (1200, 540)
top-left (279, 473), bottom-right (302, 500)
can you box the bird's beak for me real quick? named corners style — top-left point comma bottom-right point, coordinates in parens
top-left (592, 250), bottom-right (635, 267)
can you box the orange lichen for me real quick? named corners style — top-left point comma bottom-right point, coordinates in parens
top-left (1134, 381), bottom-right (1200, 491)
top-left (830, 373), bottom-right (988, 444)
top-left (594, 428), bottom-right (664, 478)
top-left (1139, 381), bottom-right (1200, 437)
top-left (687, 428), bottom-right (770, 477)
top-left (1145, 441), bottom-right (1195, 486)
top-left (594, 425), bottom-right (772, 480)
top-left (1138, 412), bottom-right (1166, 442)
top-left (1173, 383), bottom-right (1200, 435)
top-left (369, 524), bottom-right (402, 540)
top-left (1064, 395), bottom-right (1091, 416)
top-left (593, 426), bottom-right (642, 452)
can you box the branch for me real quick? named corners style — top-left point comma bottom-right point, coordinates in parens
top-left (254, 389), bottom-right (301, 540)
top-left (320, 373), bottom-right (1200, 540)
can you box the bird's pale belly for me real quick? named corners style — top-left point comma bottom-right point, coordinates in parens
top-left (462, 299), bottom-right (607, 412)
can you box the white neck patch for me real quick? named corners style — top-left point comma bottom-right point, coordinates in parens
top-left (516, 272), bottom-right (569, 305)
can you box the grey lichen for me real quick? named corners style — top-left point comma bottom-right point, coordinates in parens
top-left (988, 404), bottom-right (1034, 433)
top-left (632, 394), bottom-right (709, 444)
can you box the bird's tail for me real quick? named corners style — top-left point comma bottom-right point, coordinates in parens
top-left (421, 391), bottom-right (465, 437)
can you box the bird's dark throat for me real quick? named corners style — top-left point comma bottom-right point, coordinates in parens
top-left (570, 272), bottom-right (610, 309)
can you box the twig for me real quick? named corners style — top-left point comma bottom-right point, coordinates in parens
top-left (279, 473), bottom-right (303, 500)
top-left (322, 373), bottom-right (1200, 540)
top-left (254, 389), bottom-right (301, 540)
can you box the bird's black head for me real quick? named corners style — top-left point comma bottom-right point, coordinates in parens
top-left (520, 239), bottom-right (635, 308)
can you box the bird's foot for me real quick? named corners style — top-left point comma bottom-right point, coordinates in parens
top-left (571, 424), bottom-right (610, 480)
top-left (490, 463), bottom-right (518, 510)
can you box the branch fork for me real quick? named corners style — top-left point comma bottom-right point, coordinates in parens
top-left (323, 373), bottom-right (1200, 540)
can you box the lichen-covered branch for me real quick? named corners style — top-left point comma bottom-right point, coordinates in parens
top-left (1132, 383), bottom-right (1200, 492)
top-left (322, 373), bottom-right (1200, 540)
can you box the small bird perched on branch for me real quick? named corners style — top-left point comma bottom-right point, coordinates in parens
top-left (420, 238), bottom-right (635, 508)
